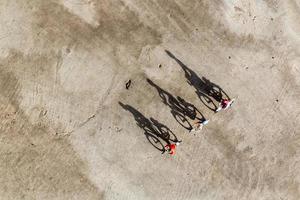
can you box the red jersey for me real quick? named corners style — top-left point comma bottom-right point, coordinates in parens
top-left (221, 99), bottom-right (230, 108)
top-left (165, 144), bottom-right (176, 155)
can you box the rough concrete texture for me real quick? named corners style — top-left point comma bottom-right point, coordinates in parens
top-left (0, 0), bottom-right (299, 199)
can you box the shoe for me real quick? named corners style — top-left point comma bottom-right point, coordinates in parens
top-left (216, 107), bottom-right (221, 112)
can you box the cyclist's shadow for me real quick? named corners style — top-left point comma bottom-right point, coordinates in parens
top-left (147, 78), bottom-right (207, 130)
top-left (119, 102), bottom-right (180, 154)
top-left (165, 50), bottom-right (230, 111)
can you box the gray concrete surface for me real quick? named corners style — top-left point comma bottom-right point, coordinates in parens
top-left (0, 0), bottom-right (299, 199)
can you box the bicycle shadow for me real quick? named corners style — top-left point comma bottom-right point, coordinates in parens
top-left (119, 102), bottom-right (180, 153)
top-left (147, 78), bottom-right (207, 131)
top-left (165, 50), bottom-right (230, 111)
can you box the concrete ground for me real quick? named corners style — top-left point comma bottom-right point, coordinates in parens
top-left (0, 0), bottom-right (299, 199)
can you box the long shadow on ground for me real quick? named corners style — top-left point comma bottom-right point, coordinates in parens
top-left (147, 78), bottom-right (208, 131)
top-left (119, 102), bottom-right (180, 153)
top-left (165, 50), bottom-right (231, 111)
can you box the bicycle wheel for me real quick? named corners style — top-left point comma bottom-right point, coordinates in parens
top-left (197, 91), bottom-right (217, 111)
top-left (145, 132), bottom-right (165, 153)
top-left (171, 110), bottom-right (192, 130)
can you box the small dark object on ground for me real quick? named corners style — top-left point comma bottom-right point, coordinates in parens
top-left (159, 64), bottom-right (162, 68)
top-left (276, 99), bottom-right (279, 102)
top-left (272, 56), bottom-right (274, 59)
top-left (126, 80), bottom-right (131, 89)
top-left (228, 56), bottom-right (231, 59)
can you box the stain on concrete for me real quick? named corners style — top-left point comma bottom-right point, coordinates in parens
top-left (28, 0), bottom-right (162, 60)
top-left (0, 69), bottom-right (103, 199)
